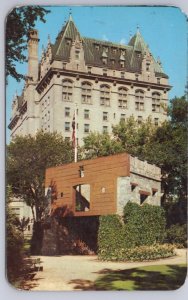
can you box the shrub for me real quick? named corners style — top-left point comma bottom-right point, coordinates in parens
top-left (98, 202), bottom-right (168, 261)
top-left (123, 202), bottom-right (166, 247)
top-left (6, 210), bottom-right (24, 284)
top-left (165, 224), bottom-right (187, 247)
top-left (99, 244), bottom-right (175, 262)
top-left (74, 239), bottom-right (95, 255)
top-left (98, 215), bottom-right (125, 261)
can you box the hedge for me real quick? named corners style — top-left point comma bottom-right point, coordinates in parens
top-left (123, 202), bottom-right (166, 247)
top-left (98, 202), bottom-right (168, 261)
top-left (98, 243), bottom-right (175, 262)
top-left (98, 215), bottom-right (125, 259)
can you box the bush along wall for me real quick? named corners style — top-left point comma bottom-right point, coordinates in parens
top-left (123, 202), bottom-right (166, 248)
top-left (98, 202), bottom-right (174, 261)
top-left (98, 215), bottom-right (125, 261)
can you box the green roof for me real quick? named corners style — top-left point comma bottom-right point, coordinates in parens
top-left (51, 18), bottom-right (168, 78)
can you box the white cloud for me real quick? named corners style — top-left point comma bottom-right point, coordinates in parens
top-left (102, 34), bottom-right (109, 41)
top-left (120, 38), bottom-right (126, 45)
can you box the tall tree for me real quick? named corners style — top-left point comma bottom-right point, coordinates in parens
top-left (83, 132), bottom-right (123, 159)
top-left (7, 131), bottom-right (73, 222)
top-left (6, 6), bottom-right (50, 82)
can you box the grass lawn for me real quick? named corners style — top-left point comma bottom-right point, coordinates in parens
top-left (94, 264), bottom-right (187, 290)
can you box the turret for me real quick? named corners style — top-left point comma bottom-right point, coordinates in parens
top-left (27, 29), bottom-right (39, 82)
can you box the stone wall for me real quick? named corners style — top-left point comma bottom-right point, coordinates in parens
top-left (117, 156), bottom-right (162, 215)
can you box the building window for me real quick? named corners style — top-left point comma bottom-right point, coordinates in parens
top-left (62, 79), bottom-right (73, 102)
top-left (65, 122), bottom-right (70, 131)
top-left (135, 90), bottom-right (144, 111)
top-left (10, 207), bottom-right (20, 217)
top-left (103, 112), bottom-right (108, 121)
top-left (74, 184), bottom-right (90, 212)
top-left (137, 116), bottom-right (143, 124)
top-left (135, 74), bottom-right (139, 81)
top-left (75, 50), bottom-right (80, 60)
top-left (88, 66), bottom-right (92, 74)
top-left (120, 62), bottom-right (125, 68)
top-left (65, 107), bottom-right (70, 117)
top-left (120, 113), bottom-right (126, 122)
top-left (103, 126), bottom-right (108, 133)
top-left (84, 124), bottom-right (90, 133)
top-left (81, 82), bottom-right (92, 104)
top-left (152, 92), bottom-right (161, 112)
top-left (103, 69), bottom-right (107, 76)
top-left (146, 62), bottom-right (150, 71)
top-left (140, 194), bottom-right (148, 204)
top-left (100, 85), bottom-right (110, 106)
top-left (118, 87), bottom-right (128, 109)
top-left (95, 44), bottom-right (100, 50)
top-left (84, 109), bottom-right (90, 119)
top-left (121, 72), bottom-right (125, 78)
top-left (154, 118), bottom-right (159, 126)
top-left (157, 78), bottom-right (161, 84)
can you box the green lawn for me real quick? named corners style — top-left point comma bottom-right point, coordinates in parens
top-left (94, 264), bottom-right (187, 291)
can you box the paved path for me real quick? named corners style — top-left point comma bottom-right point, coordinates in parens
top-left (28, 249), bottom-right (187, 291)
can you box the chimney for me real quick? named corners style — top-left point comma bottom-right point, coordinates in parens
top-left (28, 29), bottom-right (39, 82)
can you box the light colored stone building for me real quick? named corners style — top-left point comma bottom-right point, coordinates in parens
top-left (9, 197), bottom-right (34, 237)
top-left (8, 15), bottom-right (171, 145)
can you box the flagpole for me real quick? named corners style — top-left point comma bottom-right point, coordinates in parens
top-left (74, 103), bottom-right (78, 163)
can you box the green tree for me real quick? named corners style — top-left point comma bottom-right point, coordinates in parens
top-left (7, 131), bottom-right (73, 222)
top-left (83, 131), bottom-right (123, 159)
top-left (6, 6), bottom-right (50, 82)
top-left (112, 117), bottom-right (156, 159)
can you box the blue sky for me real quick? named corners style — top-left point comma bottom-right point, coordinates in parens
top-left (6, 6), bottom-right (187, 141)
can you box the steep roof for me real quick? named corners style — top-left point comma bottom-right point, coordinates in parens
top-left (128, 30), bottom-right (167, 78)
top-left (128, 29), bottom-right (148, 53)
top-left (52, 16), bottom-right (81, 60)
top-left (51, 18), bottom-right (168, 78)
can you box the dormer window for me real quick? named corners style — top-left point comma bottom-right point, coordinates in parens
top-left (112, 47), bottom-right (117, 54)
top-left (103, 46), bottom-right (108, 53)
top-left (102, 58), bottom-right (107, 64)
top-left (66, 38), bottom-right (71, 45)
top-left (94, 44), bottom-right (100, 50)
top-left (146, 62), bottom-right (150, 71)
top-left (75, 50), bottom-right (80, 60)
top-left (101, 49), bottom-right (108, 64)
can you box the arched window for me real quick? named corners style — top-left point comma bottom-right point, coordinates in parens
top-left (135, 89), bottom-right (144, 111)
top-left (62, 79), bottom-right (73, 102)
top-left (81, 82), bottom-right (92, 104)
top-left (100, 85), bottom-right (110, 106)
top-left (118, 87), bottom-right (128, 109)
top-left (152, 92), bottom-right (161, 112)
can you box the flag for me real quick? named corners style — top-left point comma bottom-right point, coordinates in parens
top-left (72, 112), bottom-right (76, 148)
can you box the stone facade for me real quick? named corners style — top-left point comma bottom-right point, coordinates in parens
top-left (116, 156), bottom-right (162, 215)
top-left (9, 197), bottom-right (35, 237)
top-left (8, 15), bottom-right (171, 145)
